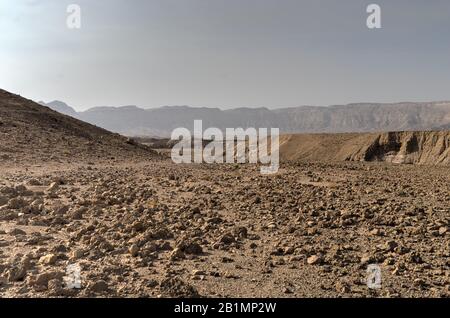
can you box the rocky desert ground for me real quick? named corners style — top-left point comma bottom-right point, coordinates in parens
top-left (0, 89), bottom-right (449, 298)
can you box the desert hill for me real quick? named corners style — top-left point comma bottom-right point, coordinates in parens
top-left (0, 89), bottom-right (155, 163)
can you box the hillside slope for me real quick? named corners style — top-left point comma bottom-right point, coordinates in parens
top-left (0, 89), bottom-right (155, 163)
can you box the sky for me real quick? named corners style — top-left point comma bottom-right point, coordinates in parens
top-left (1, 0), bottom-right (450, 111)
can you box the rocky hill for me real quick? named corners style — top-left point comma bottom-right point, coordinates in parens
top-left (0, 89), bottom-right (155, 164)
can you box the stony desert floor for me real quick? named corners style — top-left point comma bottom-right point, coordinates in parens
top-left (0, 159), bottom-right (448, 298)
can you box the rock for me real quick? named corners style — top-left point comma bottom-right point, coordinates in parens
top-left (384, 240), bottom-right (398, 252)
top-left (221, 256), bottom-right (234, 263)
top-left (176, 240), bottom-right (203, 255)
top-left (160, 277), bottom-right (200, 298)
top-left (71, 249), bottom-right (84, 260)
top-left (0, 276), bottom-right (7, 286)
top-left (7, 228), bottom-right (26, 236)
top-left (8, 267), bottom-right (27, 282)
top-left (219, 233), bottom-right (235, 245)
top-left (438, 227), bottom-right (447, 236)
top-left (27, 179), bottom-right (42, 186)
top-left (409, 252), bottom-right (423, 264)
top-left (15, 184), bottom-right (28, 194)
top-left (8, 197), bottom-right (27, 209)
top-left (89, 280), bottom-right (109, 293)
top-left (48, 279), bottom-right (63, 295)
top-left (307, 255), bottom-right (322, 265)
top-left (39, 254), bottom-right (57, 265)
top-left (129, 244), bottom-right (139, 257)
top-left (0, 195), bottom-right (8, 206)
top-left (170, 248), bottom-right (185, 260)
top-left (336, 281), bottom-right (351, 293)
top-left (7, 256), bottom-right (30, 282)
top-left (283, 287), bottom-right (293, 294)
top-left (53, 245), bottom-right (68, 253)
top-left (47, 182), bottom-right (59, 192)
top-left (68, 207), bottom-right (85, 220)
top-left (191, 206), bottom-right (201, 214)
top-left (360, 254), bottom-right (372, 265)
top-left (369, 228), bottom-right (382, 236)
top-left (54, 205), bottom-right (69, 215)
top-left (233, 227), bottom-right (248, 239)
top-left (413, 278), bottom-right (426, 288)
top-left (192, 270), bottom-right (206, 276)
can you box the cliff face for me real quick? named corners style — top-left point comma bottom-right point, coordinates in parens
top-left (355, 131), bottom-right (450, 164)
top-left (279, 131), bottom-right (450, 165)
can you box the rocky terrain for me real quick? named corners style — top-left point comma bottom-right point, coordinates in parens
top-left (0, 161), bottom-right (448, 298)
top-left (1, 90), bottom-right (449, 298)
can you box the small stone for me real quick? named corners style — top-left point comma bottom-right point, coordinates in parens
top-left (71, 249), bottom-right (84, 260)
top-left (129, 244), bottom-right (139, 257)
top-left (47, 182), bottom-right (59, 192)
top-left (192, 270), bottom-right (206, 276)
top-left (336, 281), bottom-right (351, 293)
top-left (39, 254), bottom-right (57, 265)
top-left (8, 266), bottom-right (28, 282)
top-left (54, 205), bottom-right (69, 215)
top-left (89, 280), bottom-right (109, 293)
top-left (360, 254), bottom-right (372, 265)
top-left (307, 255), bottom-right (322, 265)
top-left (283, 287), bottom-right (293, 294)
top-left (369, 228), bottom-right (382, 236)
top-left (413, 278), bottom-right (426, 288)
top-left (69, 207), bottom-right (87, 220)
top-left (220, 233), bottom-right (235, 245)
top-left (32, 271), bottom-right (64, 287)
top-left (179, 241), bottom-right (203, 255)
top-left (27, 179), bottom-right (42, 186)
top-left (170, 248), bottom-right (185, 260)
top-left (48, 279), bottom-right (63, 295)
top-left (221, 256), bottom-right (234, 263)
top-left (384, 240), bottom-right (398, 252)
top-left (0, 195), bottom-right (8, 206)
top-left (438, 227), bottom-right (447, 236)
top-left (7, 228), bottom-right (26, 236)
top-left (8, 198), bottom-right (27, 209)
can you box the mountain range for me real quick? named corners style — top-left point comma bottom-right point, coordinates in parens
top-left (39, 100), bottom-right (450, 137)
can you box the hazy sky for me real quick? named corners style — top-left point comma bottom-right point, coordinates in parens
top-left (1, 0), bottom-right (450, 111)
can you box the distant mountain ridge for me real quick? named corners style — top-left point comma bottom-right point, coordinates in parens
top-left (38, 100), bottom-right (78, 117)
top-left (39, 100), bottom-right (450, 137)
